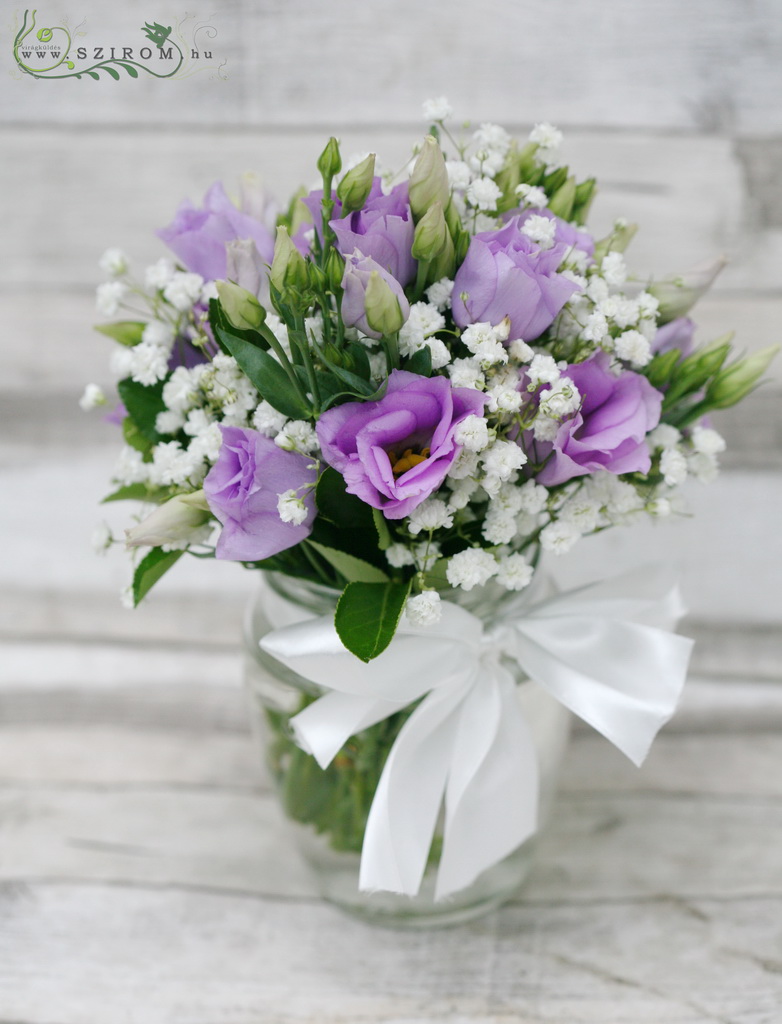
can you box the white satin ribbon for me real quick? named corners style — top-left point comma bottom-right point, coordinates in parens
top-left (260, 565), bottom-right (693, 900)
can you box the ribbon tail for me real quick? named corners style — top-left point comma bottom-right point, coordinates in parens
top-left (514, 616), bottom-right (693, 767)
top-left (436, 665), bottom-right (539, 900)
top-left (291, 691), bottom-right (409, 769)
top-left (359, 681), bottom-right (471, 898)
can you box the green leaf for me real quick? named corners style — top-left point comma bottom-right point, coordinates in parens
top-left (372, 507), bottom-right (392, 550)
top-left (335, 580), bottom-right (411, 662)
top-left (103, 65), bottom-right (120, 80)
top-left (321, 378), bottom-right (388, 412)
top-left (116, 61), bottom-right (139, 78)
top-left (309, 518), bottom-right (389, 571)
top-left (95, 321), bottom-right (146, 347)
top-left (213, 321), bottom-right (311, 420)
top-left (405, 346), bottom-right (433, 377)
top-left (102, 483), bottom-right (173, 504)
top-left (132, 548), bottom-right (184, 606)
top-left (323, 359), bottom-right (378, 397)
top-left (307, 542), bottom-right (390, 584)
top-left (122, 417), bottom-right (153, 455)
top-left (347, 343), bottom-right (371, 380)
top-left (315, 467), bottom-right (375, 530)
top-left (117, 378), bottom-right (167, 442)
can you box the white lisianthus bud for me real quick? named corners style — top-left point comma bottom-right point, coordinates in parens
top-left (648, 255), bottom-right (728, 323)
top-left (125, 493), bottom-right (211, 549)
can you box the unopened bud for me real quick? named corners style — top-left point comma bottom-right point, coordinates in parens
top-left (593, 222), bottom-right (638, 263)
top-left (225, 239), bottom-right (266, 299)
top-left (216, 279), bottom-right (266, 331)
top-left (648, 255), bottom-right (728, 324)
top-left (408, 135), bottom-right (450, 220)
top-left (270, 225), bottom-right (308, 296)
top-left (547, 175), bottom-right (576, 220)
top-left (325, 247), bottom-right (345, 292)
top-left (706, 345), bottom-right (779, 409)
top-left (411, 201), bottom-right (449, 261)
top-left (365, 271), bottom-right (406, 336)
top-left (337, 153), bottom-right (376, 213)
top-left (317, 136), bottom-right (342, 181)
top-left (125, 493), bottom-right (210, 549)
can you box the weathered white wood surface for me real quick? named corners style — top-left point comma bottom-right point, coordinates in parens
top-left (1, 677), bottom-right (781, 1024)
top-left (4, 0), bottom-right (782, 134)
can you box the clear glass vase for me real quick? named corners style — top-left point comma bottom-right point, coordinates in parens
top-left (243, 570), bottom-right (571, 929)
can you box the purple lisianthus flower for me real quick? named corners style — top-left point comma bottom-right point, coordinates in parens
top-left (505, 208), bottom-right (595, 259)
top-left (316, 370), bottom-right (485, 519)
top-left (157, 182), bottom-right (275, 282)
top-left (452, 217), bottom-right (580, 342)
top-left (341, 252), bottom-right (410, 339)
top-left (204, 426), bottom-right (317, 560)
top-left (535, 352), bottom-right (662, 486)
top-left (652, 316), bottom-right (695, 358)
top-left (300, 177), bottom-right (385, 244)
top-left (330, 181), bottom-right (416, 286)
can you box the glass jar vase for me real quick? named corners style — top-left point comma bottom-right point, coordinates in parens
top-left (243, 570), bottom-right (571, 929)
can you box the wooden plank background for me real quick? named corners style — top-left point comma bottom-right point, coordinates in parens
top-left (1, 2), bottom-right (781, 1019)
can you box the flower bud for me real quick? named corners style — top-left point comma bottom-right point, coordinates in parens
top-left (593, 222), bottom-right (638, 263)
top-left (705, 345), bottom-right (780, 409)
top-left (125, 493), bottom-right (211, 549)
top-left (341, 252), bottom-right (410, 339)
top-left (336, 153), bottom-right (376, 213)
top-left (411, 201), bottom-right (449, 261)
top-left (317, 136), bottom-right (342, 181)
top-left (216, 279), bottom-right (266, 330)
top-left (547, 175), bottom-right (576, 220)
top-left (325, 247), bottom-right (345, 292)
top-left (648, 255), bottom-right (728, 324)
top-left (408, 135), bottom-right (450, 221)
top-left (365, 270), bottom-right (407, 336)
top-left (270, 225), bottom-right (309, 296)
top-left (225, 239), bottom-right (267, 299)
top-left (238, 171), bottom-right (275, 223)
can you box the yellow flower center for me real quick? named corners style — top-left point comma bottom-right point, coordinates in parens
top-left (388, 446), bottom-right (431, 476)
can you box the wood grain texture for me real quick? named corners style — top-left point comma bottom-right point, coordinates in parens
top-left (0, 128), bottom-right (755, 288)
top-left (0, 725), bottom-right (780, 1023)
top-left (5, 0), bottom-right (782, 133)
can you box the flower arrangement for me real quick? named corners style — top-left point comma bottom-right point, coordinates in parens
top-left (85, 99), bottom-right (776, 909)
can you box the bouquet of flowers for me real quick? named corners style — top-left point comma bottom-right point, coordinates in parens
top-left (86, 99), bottom-right (775, 912)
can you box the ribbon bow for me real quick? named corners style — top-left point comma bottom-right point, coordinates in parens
top-left (260, 566), bottom-right (693, 900)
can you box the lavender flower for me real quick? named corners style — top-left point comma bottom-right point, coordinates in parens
top-left (330, 181), bottom-right (417, 285)
top-left (316, 370), bottom-right (486, 519)
top-left (158, 182), bottom-right (275, 282)
top-left (452, 217), bottom-right (579, 341)
top-left (535, 353), bottom-right (663, 486)
top-left (204, 426), bottom-right (317, 560)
